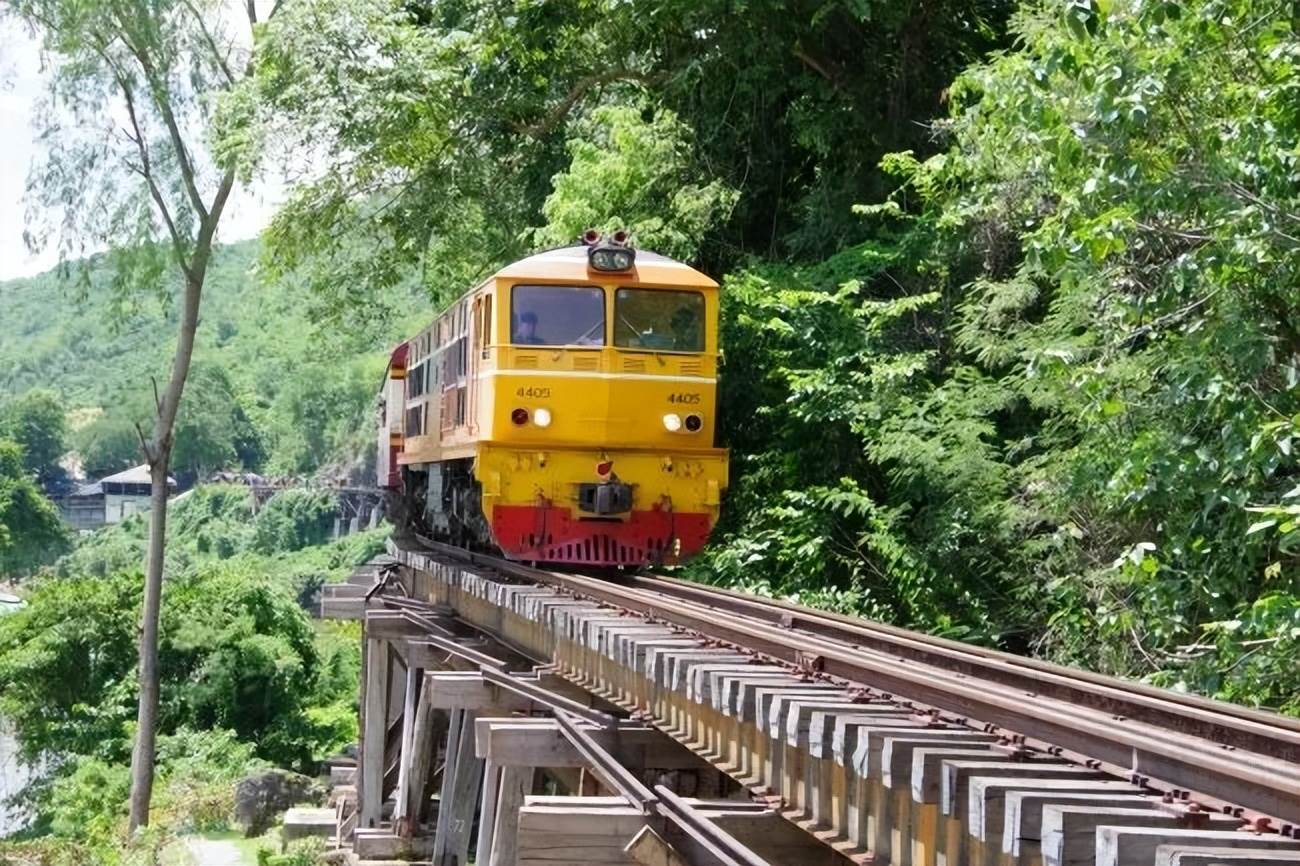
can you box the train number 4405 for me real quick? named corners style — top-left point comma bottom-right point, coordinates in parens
top-left (667, 393), bottom-right (701, 405)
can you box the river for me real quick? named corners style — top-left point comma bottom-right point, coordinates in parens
top-left (0, 723), bottom-right (36, 836)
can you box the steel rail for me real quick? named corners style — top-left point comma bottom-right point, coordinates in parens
top-left (653, 786), bottom-right (772, 866)
top-left (554, 709), bottom-right (658, 810)
top-left (480, 668), bottom-right (617, 726)
top-left (397, 538), bottom-right (1300, 826)
top-left (622, 571), bottom-right (1300, 759)
top-left (554, 710), bottom-right (773, 866)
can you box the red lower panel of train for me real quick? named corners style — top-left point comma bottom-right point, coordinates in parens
top-left (491, 504), bottom-right (712, 566)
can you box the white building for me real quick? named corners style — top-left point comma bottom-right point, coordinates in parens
top-left (60, 464), bottom-right (175, 531)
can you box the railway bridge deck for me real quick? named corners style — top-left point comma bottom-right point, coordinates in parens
top-left (316, 541), bottom-right (1300, 866)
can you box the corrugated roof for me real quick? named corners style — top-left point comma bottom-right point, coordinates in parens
top-left (100, 464), bottom-right (176, 486)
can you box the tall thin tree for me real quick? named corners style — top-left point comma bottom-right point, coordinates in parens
top-left (4, 0), bottom-right (273, 829)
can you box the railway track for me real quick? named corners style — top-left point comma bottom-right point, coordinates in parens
top-left (320, 539), bottom-right (1300, 866)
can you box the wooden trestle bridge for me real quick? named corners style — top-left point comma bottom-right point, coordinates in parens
top-left (316, 539), bottom-right (1300, 866)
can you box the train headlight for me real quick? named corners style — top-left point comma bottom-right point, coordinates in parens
top-left (662, 413), bottom-right (682, 432)
top-left (684, 413), bottom-right (703, 432)
top-left (511, 408), bottom-right (529, 426)
top-left (588, 246), bottom-right (636, 272)
top-left (533, 407), bottom-right (552, 428)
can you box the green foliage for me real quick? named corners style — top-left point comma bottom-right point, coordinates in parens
top-left (0, 242), bottom-right (406, 478)
top-left (535, 105), bottom-right (738, 260)
top-left (40, 728), bottom-right (262, 852)
top-left (0, 558), bottom-right (354, 769)
top-left (688, 0), bottom-right (1300, 708)
top-left (230, 0), bottom-right (1011, 303)
top-left (250, 490), bottom-right (339, 555)
top-left (0, 480), bottom-right (372, 854)
top-left (170, 364), bottom-right (265, 481)
top-left (0, 391), bottom-right (68, 489)
top-left (76, 414), bottom-right (143, 479)
top-left (217, 0), bottom-right (1300, 716)
top-left (0, 440), bottom-right (69, 577)
top-left (259, 837), bottom-right (326, 866)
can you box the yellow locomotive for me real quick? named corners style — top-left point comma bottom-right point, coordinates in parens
top-left (377, 232), bottom-right (728, 567)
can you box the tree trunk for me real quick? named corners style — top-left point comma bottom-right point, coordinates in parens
top-left (127, 453), bottom-right (173, 830)
top-left (127, 266), bottom-right (214, 832)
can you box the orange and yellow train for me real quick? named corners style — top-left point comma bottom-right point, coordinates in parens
top-left (376, 233), bottom-right (728, 567)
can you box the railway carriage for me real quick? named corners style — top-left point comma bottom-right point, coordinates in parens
top-left (377, 233), bottom-right (728, 567)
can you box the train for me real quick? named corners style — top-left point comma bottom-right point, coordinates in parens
top-left (376, 232), bottom-right (728, 567)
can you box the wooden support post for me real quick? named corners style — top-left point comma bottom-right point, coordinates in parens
top-left (1040, 805), bottom-right (1238, 866)
top-left (966, 778), bottom-right (1138, 866)
top-left (1155, 846), bottom-right (1300, 866)
top-left (393, 663), bottom-right (420, 826)
top-left (936, 762), bottom-right (1099, 866)
top-left (360, 637), bottom-right (391, 829)
top-left (1097, 827), bottom-right (1300, 866)
top-left (490, 766), bottom-right (535, 866)
top-left (475, 760), bottom-right (501, 866)
top-left (431, 708), bottom-right (465, 863)
top-left (435, 710), bottom-right (483, 866)
top-left (397, 686), bottom-right (440, 837)
top-left (1002, 791), bottom-right (1154, 866)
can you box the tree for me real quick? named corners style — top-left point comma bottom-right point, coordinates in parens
top-left (533, 105), bottom-right (738, 261)
top-left (78, 411), bottom-right (147, 478)
top-left (1, 389), bottom-right (69, 491)
top-left (231, 0), bottom-right (1011, 309)
top-left (0, 566), bottom-right (333, 772)
top-left (170, 362), bottom-right (264, 482)
top-left (4, 0), bottom-right (274, 829)
top-left (0, 439), bottom-right (69, 576)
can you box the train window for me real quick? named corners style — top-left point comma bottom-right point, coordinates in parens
top-left (407, 361), bottom-right (426, 398)
top-left (511, 285), bottom-right (605, 347)
top-left (614, 289), bottom-right (705, 352)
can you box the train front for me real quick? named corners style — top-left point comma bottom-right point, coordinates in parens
top-left (477, 235), bottom-right (728, 567)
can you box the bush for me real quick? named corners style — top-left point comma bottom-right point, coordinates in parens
top-left (251, 490), bottom-right (337, 554)
top-left (259, 837), bottom-right (326, 866)
top-left (0, 565), bottom-right (351, 770)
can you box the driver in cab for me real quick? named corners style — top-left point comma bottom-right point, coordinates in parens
top-left (513, 311), bottom-right (545, 345)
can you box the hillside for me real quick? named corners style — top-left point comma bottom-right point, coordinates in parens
top-left (0, 241), bottom-right (423, 478)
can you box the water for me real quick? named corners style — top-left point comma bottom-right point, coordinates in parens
top-left (0, 723), bottom-right (37, 836)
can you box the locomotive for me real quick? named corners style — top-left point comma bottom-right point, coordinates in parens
top-left (376, 232), bottom-right (728, 567)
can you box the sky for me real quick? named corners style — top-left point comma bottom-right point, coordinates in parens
top-left (0, 18), bottom-right (281, 281)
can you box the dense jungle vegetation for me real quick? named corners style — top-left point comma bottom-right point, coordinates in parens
top-left (0, 485), bottom-right (384, 862)
top-left (1, 0), bottom-right (1299, 856)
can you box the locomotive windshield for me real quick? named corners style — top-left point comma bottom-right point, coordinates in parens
top-left (510, 285), bottom-right (605, 347)
top-left (614, 289), bottom-right (704, 352)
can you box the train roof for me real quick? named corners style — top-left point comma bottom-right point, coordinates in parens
top-left (493, 245), bottom-right (719, 289)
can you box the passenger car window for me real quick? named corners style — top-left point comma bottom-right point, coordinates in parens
top-left (614, 289), bottom-right (705, 352)
top-left (511, 285), bottom-right (606, 346)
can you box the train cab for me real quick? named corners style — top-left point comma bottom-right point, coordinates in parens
top-left (379, 233), bottom-right (728, 567)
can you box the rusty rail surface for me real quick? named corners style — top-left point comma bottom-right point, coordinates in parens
top-left (405, 537), bottom-right (1300, 828)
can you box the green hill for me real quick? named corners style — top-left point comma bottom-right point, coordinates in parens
top-left (0, 241), bottom-right (423, 479)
